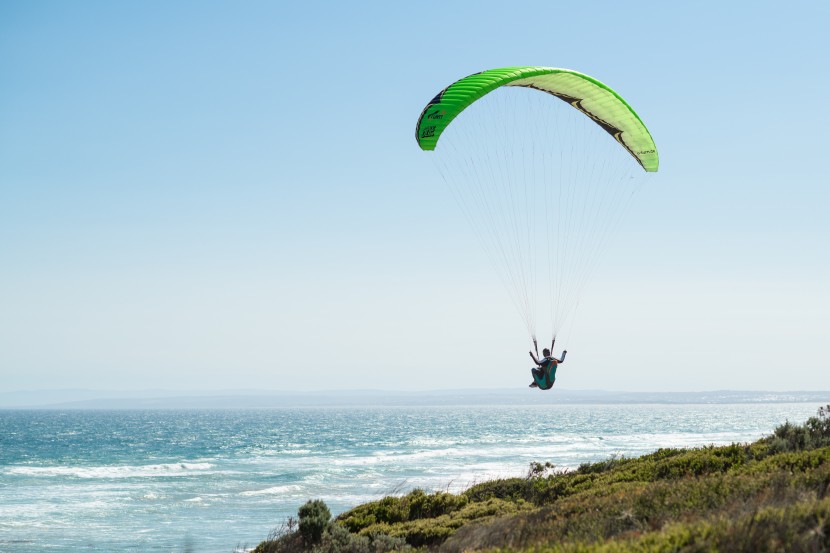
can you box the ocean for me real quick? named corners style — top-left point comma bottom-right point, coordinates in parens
top-left (0, 401), bottom-right (826, 552)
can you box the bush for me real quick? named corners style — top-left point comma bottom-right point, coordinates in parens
top-left (463, 477), bottom-right (528, 503)
top-left (407, 489), bottom-right (468, 519)
top-left (313, 523), bottom-right (370, 553)
top-left (338, 489), bottom-right (468, 533)
top-left (299, 500), bottom-right (331, 545)
top-left (763, 405), bottom-right (830, 454)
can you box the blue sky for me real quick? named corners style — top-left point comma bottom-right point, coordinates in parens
top-left (1, 1), bottom-right (828, 392)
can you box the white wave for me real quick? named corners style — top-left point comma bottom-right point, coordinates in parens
top-left (6, 461), bottom-right (214, 479)
top-left (240, 484), bottom-right (303, 497)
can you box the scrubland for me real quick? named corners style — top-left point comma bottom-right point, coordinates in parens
top-left (254, 405), bottom-right (830, 553)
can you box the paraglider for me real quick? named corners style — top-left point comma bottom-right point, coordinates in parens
top-left (529, 340), bottom-right (567, 390)
top-left (415, 67), bottom-right (658, 389)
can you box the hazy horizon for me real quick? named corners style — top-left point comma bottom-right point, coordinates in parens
top-left (3, 387), bottom-right (830, 410)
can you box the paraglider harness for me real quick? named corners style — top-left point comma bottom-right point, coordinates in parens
top-left (531, 338), bottom-right (565, 390)
top-left (532, 359), bottom-right (557, 390)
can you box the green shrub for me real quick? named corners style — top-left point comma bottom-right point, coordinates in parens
top-left (576, 454), bottom-right (629, 475)
top-left (407, 488), bottom-right (468, 519)
top-left (762, 405), bottom-right (830, 455)
top-left (299, 500), bottom-right (331, 545)
top-left (366, 532), bottom-right (410, 553)
top-left (463, 477), bottom-right (528, 502)
top-left (338, 488), bottom-right (468, 533)
top-left (313, 523), bottom-right (369, 553)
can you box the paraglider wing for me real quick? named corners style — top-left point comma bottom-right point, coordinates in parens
top-left (415, 66), bottom-right (658, 172)
top-left (415, 65), bottom-right (659, 344)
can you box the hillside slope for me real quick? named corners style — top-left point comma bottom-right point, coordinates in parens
top-left (255, 405), bottom-right (830, 553)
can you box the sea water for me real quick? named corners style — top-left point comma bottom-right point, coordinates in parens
top-left (0, 403), bottom-right (824, 552)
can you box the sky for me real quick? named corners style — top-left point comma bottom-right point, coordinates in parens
top-left (1, 1), bottom-right (828, 393)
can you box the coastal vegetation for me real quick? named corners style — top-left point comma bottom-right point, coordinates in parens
top-left (253, 405), bottom-right (830, 553)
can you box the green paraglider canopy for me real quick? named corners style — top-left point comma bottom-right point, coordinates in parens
top-left (415, 66), bottom-right (658, 172)
top-left (415, 65), bottom-right (658, 344)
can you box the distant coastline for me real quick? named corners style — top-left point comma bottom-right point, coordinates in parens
top-left (2, 389), bottom-right (830, 410)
